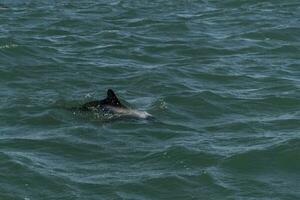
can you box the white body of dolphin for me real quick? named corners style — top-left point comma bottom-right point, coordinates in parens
top-left (107, 106), bottom-right (152, 119)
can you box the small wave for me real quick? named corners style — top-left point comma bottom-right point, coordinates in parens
top-left (137, 172), bottom-right (232, 199)
top-left (221, 138), bottom-right (300, 173)
top-left (0, 150), bottom-right (78, 199)
top-left (0, 44), bottom-right (18, 49)
top-left (141, 145), bottom-right (221, 169)
top-left (19, 110), bottom-right (66, 126)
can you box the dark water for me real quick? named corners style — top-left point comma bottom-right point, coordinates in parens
top-left (1, 1), bottom-right (300, 199)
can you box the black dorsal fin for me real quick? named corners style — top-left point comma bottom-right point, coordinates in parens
top-left (106, 89), bottom-right (123, 107)
top-left (107, 89), bottom-right (117, 99)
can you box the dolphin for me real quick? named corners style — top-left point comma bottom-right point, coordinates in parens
top-left (79, 89), bottom-right (152, 119)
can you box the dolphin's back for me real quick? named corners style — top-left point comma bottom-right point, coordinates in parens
top-left (79, 89), bottom-right (126, 111)
top-left (74, 89), bottom-right (152, 119)
top-left (80, 100), bottom-right (103, 111)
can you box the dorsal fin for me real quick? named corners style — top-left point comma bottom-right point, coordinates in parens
top-left (107, 89), bottom-right (116, 99)
top-left (105, 89), bottom-right (123, 107)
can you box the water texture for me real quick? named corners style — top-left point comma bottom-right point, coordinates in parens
top-left (1, 1), bottom-right (300, 199)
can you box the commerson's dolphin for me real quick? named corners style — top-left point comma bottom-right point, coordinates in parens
top-left (79, 89), bottom-right (152, 119)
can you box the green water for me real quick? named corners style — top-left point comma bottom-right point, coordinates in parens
top-left (1, 1), bottom-right (300, 199)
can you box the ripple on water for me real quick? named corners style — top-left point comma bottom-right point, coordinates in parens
top-left (221, 138), bottom-right (300, 173)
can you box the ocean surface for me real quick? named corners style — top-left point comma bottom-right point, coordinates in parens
top-left (1, 1), bottom-right (300, 199)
